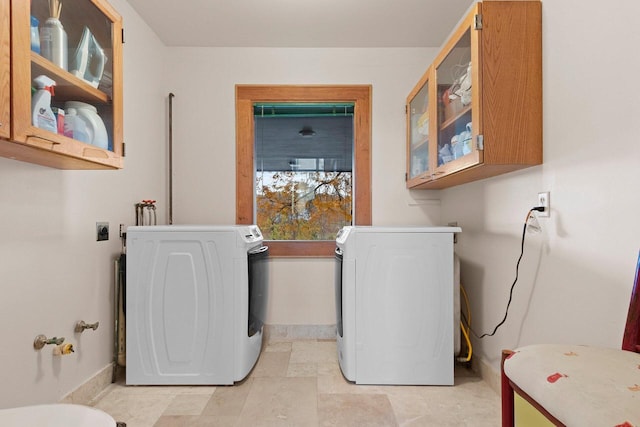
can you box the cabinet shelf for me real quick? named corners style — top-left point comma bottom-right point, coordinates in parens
top-left (440, 104), bottom-right (471, 131)
top-left (23, 126), bottom-right (121, 167)
top-left (411, 137), bottom-right (428, 150)
top-left (31, 52), bottom-right (111, 104)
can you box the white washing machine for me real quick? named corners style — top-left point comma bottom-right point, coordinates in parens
top-left (126, 225), bottom-right (268, 385)
top-left (334, 226), bottom-right (460, 385)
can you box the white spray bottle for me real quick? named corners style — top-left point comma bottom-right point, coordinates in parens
top-left (32, 75), bottom-right (58, 133)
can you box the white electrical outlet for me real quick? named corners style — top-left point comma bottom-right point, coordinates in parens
top-left (537, 191), bottom-right (550, 217)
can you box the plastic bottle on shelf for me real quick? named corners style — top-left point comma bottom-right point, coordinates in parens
top-left (52, 107), bottom-right (64, 135)
top-left (64, 108), bottom-right (90, 143)
top-left (65, 101), bottom-right (108, 149)
top-left (31, 75), bottom-right (58, 133)
top-left (40, 14), bottom-right (68, 70)
top-left (30, 16), bottom-right (40, 53)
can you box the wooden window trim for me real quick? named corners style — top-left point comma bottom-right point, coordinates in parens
top-left (236, 85), bottom-right (372, 257)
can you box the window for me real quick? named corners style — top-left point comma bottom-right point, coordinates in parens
top-left (236, 85), bottom-right (371, 257)
top-left (255, 103), bottom-right (354, 241)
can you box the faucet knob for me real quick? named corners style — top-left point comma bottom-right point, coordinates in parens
top-left (75, 321), bottom-right (99, 333)
top-left (34, 334), bottom-right (65, 349)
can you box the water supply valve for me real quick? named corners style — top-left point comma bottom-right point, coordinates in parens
top-left (75, 320), bottom-right (99, 332)
top-left (33, 334), bottom-right (65, 350)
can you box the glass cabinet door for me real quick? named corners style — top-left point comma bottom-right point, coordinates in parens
top-left (10, 0), bottom-right (123, 169)
top-left (407, 67), bottom-right (433, 184)
top-left (436, 28), bottom-right (473, 168)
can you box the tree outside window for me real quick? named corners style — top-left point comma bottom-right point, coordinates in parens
top-left (256, 170), bottom-right (352, 241)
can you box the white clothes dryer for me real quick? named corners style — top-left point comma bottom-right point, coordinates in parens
top-left (126, 225), bottom-right (268, 385)
top-left (334, 226), bottom-right (460, 385)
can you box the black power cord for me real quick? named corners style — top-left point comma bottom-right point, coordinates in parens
top-left (469, 206), bottom-right (545, 339)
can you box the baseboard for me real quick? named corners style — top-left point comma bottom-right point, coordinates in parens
top-left (264, 324), bottom-right (336, 342)
top-left (473, 355), bottom-right (501, 395)
top-left (59, 363), bottom-right (114, 405)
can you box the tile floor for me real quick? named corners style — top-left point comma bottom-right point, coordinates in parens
top-left (92, 339), bottom-right (500, 426)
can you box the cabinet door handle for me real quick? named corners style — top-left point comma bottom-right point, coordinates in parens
top-left (27, 134), bottom-right (62, 145)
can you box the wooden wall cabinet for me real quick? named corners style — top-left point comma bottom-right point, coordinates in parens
top-left (1, 0), bottom-right (123, 169)
top-left (406, 1), bottom-right (542, 189)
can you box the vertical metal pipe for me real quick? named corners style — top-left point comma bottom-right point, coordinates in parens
top-left (168, 93), bottom-right (175, 225)
top-left (112, 257), bottom-right (119, 382)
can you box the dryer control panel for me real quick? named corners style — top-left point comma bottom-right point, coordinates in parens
top-left (239, 225), bottom-right (263, 246)
top-left (336, 226), bottom-right (353, 245)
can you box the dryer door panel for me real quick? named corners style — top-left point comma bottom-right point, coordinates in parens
top-left (127, 231), bottom-right (235, 384)
top-left (161, 251), bottom-right (201, 363)
top-left (355, 232), bottom-right (454, 385)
